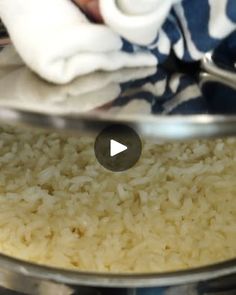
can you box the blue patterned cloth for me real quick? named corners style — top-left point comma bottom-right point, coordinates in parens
top-left (105, 56), bottom-right (236, 116)
top-left (121, 0), bottom-right (236, 65)
top-left (106, 0), bottom-right (236, 116)
top-left (0, 0), bottom-right (235, 86)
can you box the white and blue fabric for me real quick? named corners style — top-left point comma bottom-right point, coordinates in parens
top-left (0, 0), bottom-right (235, 84)
top-left (0, 45), bottom-right (235, 116)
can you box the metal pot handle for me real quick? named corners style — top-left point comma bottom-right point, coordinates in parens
top-left (201, 52), bottom-right (236, 86)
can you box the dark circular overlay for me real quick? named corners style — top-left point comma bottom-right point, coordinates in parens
top-left (94, 124), bottom-right (142, 172)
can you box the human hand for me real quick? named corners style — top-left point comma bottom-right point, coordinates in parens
top-left (73, 0), bottom-right (103, 23)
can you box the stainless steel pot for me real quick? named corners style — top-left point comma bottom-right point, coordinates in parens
top-left (0, 29), bottom-right (236, 295)
top-left (0, 254), bottom-right (235, 295)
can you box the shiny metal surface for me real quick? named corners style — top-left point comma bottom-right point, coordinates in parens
top-left (0, 253), bottom-right (235, 294)
top-left (0, 45), bottom-right (236, 140)
top-left (2, 107), bottom-right (236, 141)
top-left (0, 43), bottom-right (236, 295)
top-left (201, 52), bottom-right (236, 87)
top-left (199, 72), bottom-right (236, 90)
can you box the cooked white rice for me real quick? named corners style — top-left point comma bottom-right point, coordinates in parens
top-left (0, 125), bottom-right (235, 273)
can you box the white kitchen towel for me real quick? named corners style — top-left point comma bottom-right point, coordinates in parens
top-left (101, 0), bottom-right (236, 61)
top-left (0, 0), bottom-right (236, 84)
top-left (0, 0), bottom-right (156, 84)
top-left (0, 45), bottom-right (156, 113)
top-left (1, 45), bottom-right (235, 117)
top-left (100, 0), bottom-right (181, 45)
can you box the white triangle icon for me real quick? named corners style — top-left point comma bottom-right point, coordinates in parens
top-left (110, 139), bottom-right (128, 157)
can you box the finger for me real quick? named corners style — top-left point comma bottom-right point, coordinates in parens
top-left (73, 0), bottom-right (103, 23)
top-left (0, 38), bottom-right (11, 46)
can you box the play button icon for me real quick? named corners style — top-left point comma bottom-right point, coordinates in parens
top-left (95, 124), bottom-right (142, 172)
top-left (110, 140), bottom-right (127, 157)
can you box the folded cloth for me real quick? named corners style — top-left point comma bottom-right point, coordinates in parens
top-left (0, 0), bottom-right (156, 84)
top-left (0, 45), bottom-right (156, 113)
top-left (101, 0), bottom-right (236, 60)
top-left (100, 0), bottom-right (181, 45)
top-left (0, 0), bottom-right (236, 85)
top-left (1, 45), bottom-right (236, 117)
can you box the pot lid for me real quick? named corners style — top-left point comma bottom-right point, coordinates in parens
top-left (0, 43), bottom-right (236, 140)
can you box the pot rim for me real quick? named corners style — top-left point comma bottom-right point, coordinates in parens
top-left (0, 253), bottom-right (235, 288)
